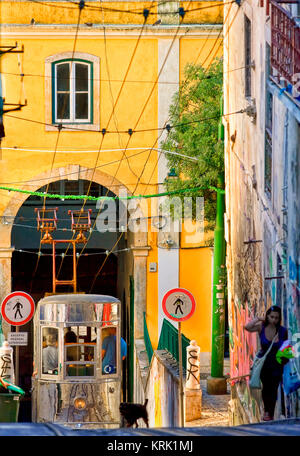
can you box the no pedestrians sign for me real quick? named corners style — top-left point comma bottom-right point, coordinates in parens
top-left (162, 288), bottom-right (196, 322)
top-left (1, 291), bottom-right (35, 326)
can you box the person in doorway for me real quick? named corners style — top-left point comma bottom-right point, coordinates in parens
top-left (244, 305), bottom-right (288, 421)
top-left (102, 326), bottom-right (127, 374)
top-left (42, 333), bottom-right (58, 374)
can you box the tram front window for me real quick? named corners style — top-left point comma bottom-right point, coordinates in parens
top-left (42, 327), bottom-right (58, 375)
top-left (64, 326), bottom-right (96, 378)
top-left (101, 326), bottom-right (117, 375)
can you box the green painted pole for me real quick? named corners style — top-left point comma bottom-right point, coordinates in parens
top-left (210, 96), bottom-right (226, 379)
top-left (210, 173), bottom-right (226, 378)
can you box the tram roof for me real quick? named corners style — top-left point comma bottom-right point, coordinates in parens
top-left (38, 294), bottom-right (120, 305)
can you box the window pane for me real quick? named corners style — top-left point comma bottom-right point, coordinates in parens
top-left (83, 181), bottom-right (101, 197)
top-left (76, 63), bottom-right (88, 91)
top-left (102, 326), bottom-right (117, 375)
top-left (75, 93), bottom-right (88, 119)
top-left (66, 364), bottom-right (95, 377)
top-left (66, 345), bottom-right (80, 361)
top-left (57, 93), bottom-right (70, 119)
top-left (265, 130), bottom-right (272, 196)
top-left (57, 63), bottom-right (70, 91)
top-left (266, 91), bottom-right (273, 131)
top-left (244, 16), bottom-right (251, 97)
top-left (64, 181), bottom-right (80, 195)
top-left (42, 327), bottom-right (58, 375)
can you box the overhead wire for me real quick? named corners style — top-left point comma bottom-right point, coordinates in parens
top-left (0, 148), bottom-right (168, 186)
top-left (1, 64), bottom-right (252, 85)
top-left (24, 0), bottom-right (235, 15)
top-left (87, 3), bottom-right (194, 291)
top-left (29, 0), bottom-right (85, 292)
top-left (3, 0), bottom-right (241, 291)
top-left (75, 0), bottom-right (161, 265)
top-left (127, 0), bottom-right (236, 253)
top-left (12, 246), bottom-right (131, 257)
top-left (5, 106), bottom-right (244, 134)
top-left (100, 0), bottom-right (140, 179)
top-left (73, 0), bottom-right (241, 281)
top-left (55, 5), bottom-right (154, 282)
top-left (136, 11), bottom-right (225, 242)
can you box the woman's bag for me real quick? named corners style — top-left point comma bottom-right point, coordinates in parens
top-left (283, 359), bottom-right (300, 395)
top-left (249, 333), bottom-right (278, 389)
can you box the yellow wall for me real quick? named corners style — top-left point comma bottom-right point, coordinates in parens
top-left (0, 1), bottom-right (223, 25)
top-left (0, 36), bottom-right (158, 209)
top-left (179, 247), bottom-right (212, 353)
top-left (0, 0), bottom-right (222, 354)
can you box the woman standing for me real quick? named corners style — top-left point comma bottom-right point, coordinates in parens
top-left (244, 305), bottom-right (288, 421)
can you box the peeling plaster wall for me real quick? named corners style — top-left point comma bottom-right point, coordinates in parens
top-left (134, 349), bottom-right (181, 427)
top-left (145, 351), bottom-right (180, 427)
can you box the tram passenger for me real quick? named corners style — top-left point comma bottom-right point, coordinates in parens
top-left (102, 326), bottom-right (127, 375)
top-left (42, 333), bottom-right (58, 374)
top-left (64, 328), bottom-right (79, 362)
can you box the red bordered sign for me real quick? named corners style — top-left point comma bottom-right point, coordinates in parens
top-left (162, 288), bottom-right (196, 322)
top-left (1, 291), bottom-right (35, 326)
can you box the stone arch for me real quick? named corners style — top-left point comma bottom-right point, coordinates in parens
top-left (0, 165), bottom-right (148, 337)
top-left (1, 164), bottom-right (133, 246)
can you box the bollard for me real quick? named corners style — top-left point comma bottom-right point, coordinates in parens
top-left (185, 340), bottom-right (202, 422)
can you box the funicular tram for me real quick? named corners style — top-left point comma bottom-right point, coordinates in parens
top-left (31, 294), bottom-right (123, 429)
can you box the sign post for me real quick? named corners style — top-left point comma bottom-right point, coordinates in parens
top-left (1, 291), bottom-right (35, 385)
top-left (162, 288), bottom-right (196, 427)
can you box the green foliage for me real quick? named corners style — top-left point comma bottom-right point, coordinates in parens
top-left (162, 58), bottom-right (224, 228)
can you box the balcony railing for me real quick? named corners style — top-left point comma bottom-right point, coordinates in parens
top-left (271, 0), bottom-right (300, 84)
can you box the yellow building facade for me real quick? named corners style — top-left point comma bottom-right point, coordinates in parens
top-left (0, 1), bottom-right (223, 397)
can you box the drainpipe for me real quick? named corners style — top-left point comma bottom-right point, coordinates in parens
top-left (207, 96), bottom-right (227, 394)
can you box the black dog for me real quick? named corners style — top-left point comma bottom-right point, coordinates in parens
top-left (119, 399), bottom-right (149, 428)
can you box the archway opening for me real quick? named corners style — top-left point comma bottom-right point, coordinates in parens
top-left (11, 179), bottom-right (130, 421)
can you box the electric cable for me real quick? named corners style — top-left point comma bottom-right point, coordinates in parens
top-left (79, 3), bottom-right (241, 277)
top-left (77, 5), bottom-right (190, 266)
top-left (1, 63), bottom-right (252, 85)
top-left (87, 4), bottom-right (194, 289)
top-left (4, 1), bottom-right (239, 291)
top-left (55, 6), bottom-right (153, 280)
top-left (5, 107), bottom-right (244, 135)
top-left (29, 1), bottom-right (85, 292)
top-left (24, 0), bottom-right (235, 16)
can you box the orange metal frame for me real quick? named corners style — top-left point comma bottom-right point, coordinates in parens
top-left (35, 207), bottom-right (92, 293)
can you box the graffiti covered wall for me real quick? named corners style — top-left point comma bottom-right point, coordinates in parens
top-left (228, 298), bottom-right (262, 425)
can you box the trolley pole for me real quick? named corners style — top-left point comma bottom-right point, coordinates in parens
top-left (15, 326), bottom-right (19, 386)
top-left (178, 322), bottom-right (184, 427)
top-left (207, 97), bottom-right (227, 394)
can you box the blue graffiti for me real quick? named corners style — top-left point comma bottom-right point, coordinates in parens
top-left (289, 256), bottom-right (300, 282)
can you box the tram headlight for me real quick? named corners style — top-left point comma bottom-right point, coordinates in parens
top-left (74, 397), bottom-right (87, 411)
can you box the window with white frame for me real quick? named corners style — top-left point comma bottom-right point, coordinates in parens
top-left (52, 59), bottom-right (92, 124)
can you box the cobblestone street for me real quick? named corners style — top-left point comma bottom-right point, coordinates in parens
top-left (186, 361), bottom-right (231, 427)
